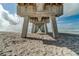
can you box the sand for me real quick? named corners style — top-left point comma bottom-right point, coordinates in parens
top-left (0, 32), bottom-right (79, 56)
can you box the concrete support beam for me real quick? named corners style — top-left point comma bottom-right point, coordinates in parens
top-left (44, 23), bottom-right (48, 34)
top-left (50, 16), bottom-right (58, 38)
top-left (21, 16), bottom-right (29, 38)
top-left (41, 24), bottom-right (45, 32)
top-left (31, 22), bottom-right (48, 34)
top-left (32, 24), bottom-right (35, 33)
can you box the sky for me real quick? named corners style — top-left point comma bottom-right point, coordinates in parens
top-left (0, 3), bottom-right (79, 34)
top-left (1, 3), bottom-right (16, 14)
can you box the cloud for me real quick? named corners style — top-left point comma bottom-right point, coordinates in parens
top-left (63, 3), bottom-right (79, 16)
top-left (0, 4), bottom-right (20, 25)
top-left (0, 4), bottom-right (33, 32)
top-left (0, 4), bottom-right (25, 32)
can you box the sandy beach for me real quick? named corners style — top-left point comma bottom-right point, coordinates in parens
top-left (0, 32), bottom-right (79, 56)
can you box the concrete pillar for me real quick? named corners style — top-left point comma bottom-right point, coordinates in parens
top-left (32, 23), bottom-right (48, 33)
top-left (40, 24), bottom-right (45, 32)
top-left (32, 24), bottom-right (35, 33)
top-left (34, 24), bottom-right (39, 33)
top-left (50, 16), bottom-right (58, 38)
top-left (44, 23), bottom-right (48, 34)
top-left (31, 16), bottom-right (48, 34)
top-left (21, 16), bottom-right (29, 38)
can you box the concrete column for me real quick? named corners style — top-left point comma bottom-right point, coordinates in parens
top-left (32, 23), bottom-right (35, 33)
top-left (21, 16), bottom-right (29, 38)
top-left (34, 24), bottom-right (39, 33)
top-left (41, 24), bottom-right (45, 32)
top-left (50, 15), bottom-right (58, 38)
top-left (44, 23), bottom-right (48, 34)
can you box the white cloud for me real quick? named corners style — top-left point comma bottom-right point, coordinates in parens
top-left (63, 3), bottom-right (79, 16)
top-left (0, 4), bottom-right (20, 25)
top-left (0, 4), bottom-right (24, 32)
top-left (0, 4), bottom-right (33, 32)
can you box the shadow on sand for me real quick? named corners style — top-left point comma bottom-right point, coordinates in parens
top-left (26, 32), bottom-right (79, 55)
